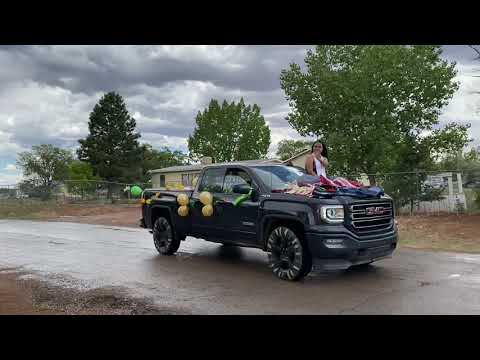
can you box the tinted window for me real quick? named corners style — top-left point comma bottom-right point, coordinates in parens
top-left (198, 168), bottom-right (225, 193)
top-left (251, 165), bottom-right (305, 191)
top-left (223, 169), bottom-right (253, 193)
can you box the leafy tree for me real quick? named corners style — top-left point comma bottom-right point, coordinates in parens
top-left (16, 144), bottom-right (73, 200)
top-left (280, 45), bottom-right (469, 183)
top-left (188, 98), bottom-right (271, 163)
top-left (77, 92), bottom-right (142, 185)
top-left (18, 179), bottom-right (46, 199)
top-left (276, 139), bottom-right (313, 161)
top-left (66, 160), bottom-right (101, 198)
top-left (140, 144), bottom-right (189, 184)
top-left (438, 147), bottom-right (480, 186)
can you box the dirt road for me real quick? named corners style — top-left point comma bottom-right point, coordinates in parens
top-left (2, 220), bottom-right (480, 314)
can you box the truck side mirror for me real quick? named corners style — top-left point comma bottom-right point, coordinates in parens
top-left (232, 184), bottom-right (252, 195)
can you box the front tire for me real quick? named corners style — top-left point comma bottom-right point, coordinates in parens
top-left (267, 226), bottom-right (312, 281)
top-left (153, 216), bottom-right (180, 255)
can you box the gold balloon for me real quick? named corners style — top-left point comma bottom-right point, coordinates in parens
top-left (178, 205), bottom-right (189, 217)
top-left (202, 204), bottom-right (213, 217)
top-left (199, 191), bottom-right (213, 205)
top-left (177, 193), bottom-right (189, 206)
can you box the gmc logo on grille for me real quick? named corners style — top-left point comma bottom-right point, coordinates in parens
top-left (365, 206), bottom-right (386, 215)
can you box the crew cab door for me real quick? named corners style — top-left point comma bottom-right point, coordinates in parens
top-left (215, 167), bottom-right (261, 245)
top-left (190, 167), bottom-right (227, 240)
top-left (190, 166), bottom-right (261, 245)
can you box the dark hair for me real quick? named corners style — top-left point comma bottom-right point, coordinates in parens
top-left (311, 140), bottom-right (328, 158)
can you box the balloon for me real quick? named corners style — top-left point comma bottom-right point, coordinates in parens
top-left (177, 193), bottom-right (189, 206)
top-left (131, 186), bottom-right (143, 197)
top-left (199, 191), bottom-right (213, 205)
top-left (202, 204), bottom-right (214, 217)
top-left (177, 205), bottom-right (189, 217)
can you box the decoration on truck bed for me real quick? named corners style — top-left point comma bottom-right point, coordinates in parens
top-left (233, 189), bottom-right (253, 207)
top-left (283, 175), bottom-right (384, 199)
top-left (130, 185), bottom-right (143, 197)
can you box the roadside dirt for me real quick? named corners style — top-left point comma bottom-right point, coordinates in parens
top-left (0, 268), bottom-right (188, 315)
top-left (397, 213), bottom-right (480, 253)
top-left (13, 203), bottom-right (142, 228)
top-left (45, 204), bottom-right (141, 228)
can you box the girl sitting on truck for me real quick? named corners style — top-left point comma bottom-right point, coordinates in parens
top-left (305, 140), bottom-right (329, 177)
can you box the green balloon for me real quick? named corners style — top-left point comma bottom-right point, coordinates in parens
top-left (131, 186), bottom-right (143, 197)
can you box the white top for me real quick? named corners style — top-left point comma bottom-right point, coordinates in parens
top-left (314, 157), bottom-right (326, 178)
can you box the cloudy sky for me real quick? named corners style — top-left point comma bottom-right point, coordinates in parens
top-left (0, 45), bottom-right (479, 185)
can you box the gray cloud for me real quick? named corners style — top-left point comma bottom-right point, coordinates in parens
top-left (0, 45), bottom-right (479, 184)
top-left (0, 45), bottom-right (311, 95)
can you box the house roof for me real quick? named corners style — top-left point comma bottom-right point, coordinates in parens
top-left (150, 158), bottom-right (283, 174)
top-left (149, 164), bottom-right (204, 174)
top-left (281, 148), bottom-right (311, 164)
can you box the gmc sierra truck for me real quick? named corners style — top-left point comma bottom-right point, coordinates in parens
top-left (140, 161), bottom-right (398, 281)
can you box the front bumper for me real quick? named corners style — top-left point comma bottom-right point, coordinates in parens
top-left (305, 224), bottom-right (398, 271)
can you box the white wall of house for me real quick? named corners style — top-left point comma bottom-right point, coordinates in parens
top-left (290, 153), bottom-right (308, 168)
top-left (151, 171), bottom-right (201, 189)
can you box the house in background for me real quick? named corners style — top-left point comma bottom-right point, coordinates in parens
top-left (282, 149), bottom-right (310, 168)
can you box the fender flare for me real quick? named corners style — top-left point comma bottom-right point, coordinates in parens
top-left (260, 214), bottom-right (308, 251)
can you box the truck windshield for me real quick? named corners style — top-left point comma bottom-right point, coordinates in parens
top-left (251, 165), bottom-right (306, 192)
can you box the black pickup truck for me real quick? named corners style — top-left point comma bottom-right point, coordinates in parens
top-left (140, 161), bottom-right (398, 281)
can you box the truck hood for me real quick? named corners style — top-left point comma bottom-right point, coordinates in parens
top-left (266, 192), bottom-right (393, 206)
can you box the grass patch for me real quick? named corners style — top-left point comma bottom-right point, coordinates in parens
top-left (399, 230), bottom-right (480, 253)
top-left (0, 200), bottom-right (62, 220)
top-left (397, 214), bottom-right (480, 254)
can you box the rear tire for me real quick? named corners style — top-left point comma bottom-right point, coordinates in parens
top-left (153, 216), bottom-right (180, 255)
top-left (267, 226), bottom-right (312, 281)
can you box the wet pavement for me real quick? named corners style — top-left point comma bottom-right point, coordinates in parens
top-left (1, 219), bottom-right (480, 314)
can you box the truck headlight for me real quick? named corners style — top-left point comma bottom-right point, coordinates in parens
top-left (320, 205), bottom-right (344, 223)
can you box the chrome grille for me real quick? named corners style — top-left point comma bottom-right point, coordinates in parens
top-left (349, 201), bottom-right (393, 233)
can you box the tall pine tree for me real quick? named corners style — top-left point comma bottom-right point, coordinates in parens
top-left (78, 92), bottom-right (142, 184)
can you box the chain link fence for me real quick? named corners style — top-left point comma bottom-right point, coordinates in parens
top-left (0, 180), bottom-right (150, 204)
top-left (346, 170), bottom-right (480, 215)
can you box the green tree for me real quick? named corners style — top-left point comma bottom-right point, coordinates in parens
top-left (276, 139), bottom-right (313, 161)
top-left (188, 98), bottom-right (271, 163)
top-left (381, 135), bottom-right (441, 213)
top-left (16, 144), bottom-right (73, 200)
top-left (77, 92), bottom-right (142, 185)
top-left (280, 45), bottom-right (468, 183)
top-left (140, 144), bottom-right (188, 184)
top-left (66, 160), bottom-right (101, 198)
top-left (438, 147), bottom-right (480, 186)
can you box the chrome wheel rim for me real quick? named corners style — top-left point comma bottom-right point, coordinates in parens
top-left (153, 218), bottom-right (172, 252)
top-left (267, 227), bottom-right (303, 280)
